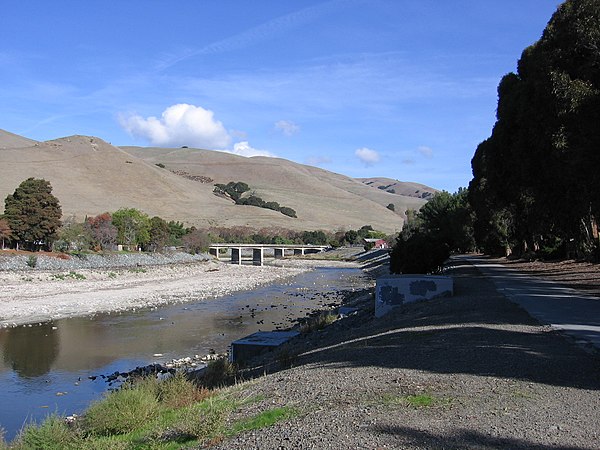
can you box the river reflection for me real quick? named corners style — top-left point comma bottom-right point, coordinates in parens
top-left (2, 323), bottom-right (59, 378)
top-left (0, 266), bottom-right (368, 441)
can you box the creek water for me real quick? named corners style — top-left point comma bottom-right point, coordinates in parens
top-left (0, 265), bottom-right (367, 441)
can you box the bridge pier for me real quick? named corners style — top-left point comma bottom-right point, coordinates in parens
top-left (293, 248), bottom-right (305, 256)
top-left (231, 248), bottom-right (242, 265)
top-left (252, 248), bottom-right (264, 266)
top-left (209, 247), bottom-right (220, 260)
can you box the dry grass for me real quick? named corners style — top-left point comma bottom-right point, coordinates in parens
top-left (0, 131), bottom-right (428, 233)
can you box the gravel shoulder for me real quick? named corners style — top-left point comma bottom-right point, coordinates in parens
top-left (211, 257), bottom-right (600, 449)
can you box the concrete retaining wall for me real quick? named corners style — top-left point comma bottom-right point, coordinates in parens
top-left (375, 274), bottom-right (453, 318)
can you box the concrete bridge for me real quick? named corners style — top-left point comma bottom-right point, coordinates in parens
top-left (208, 243), bottom-right (329, 266)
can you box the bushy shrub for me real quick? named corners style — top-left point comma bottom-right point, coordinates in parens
top-left (156, 372), bottom-right (210, 408)
top-left (201, 358), bottom-right (238, 389)
top-left (279, 207), bottom-right (297, 218)
top-left (83, 380), bottom-right (160, 436)
top-left (14, 414), bottom-right (81, 449)
top-left (390, 234), bottom-right (449, 274)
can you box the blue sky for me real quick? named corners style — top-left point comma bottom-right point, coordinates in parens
top-left (1, 1), bottom-right (561, 191)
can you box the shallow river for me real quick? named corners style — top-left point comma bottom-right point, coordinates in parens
top-left (0, 265), bottom-right (367, 441)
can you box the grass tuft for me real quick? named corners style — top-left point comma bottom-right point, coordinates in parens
top-left (13, 414), bottom-right (81, 449)
top-left (229, 407), bottom-right (297, 435)
top-left (3, 373), bottom-right (295, 448)
top-left (380, 393), bottom-right (450, 408)
top-left (201, 358), bottom-right (238, 389)
top-left (83, 379), bottom-right (160, 436)
top-left (155, 372), bottom-right (211, 408)
top-left (300, 311), bottom-right (337, 333)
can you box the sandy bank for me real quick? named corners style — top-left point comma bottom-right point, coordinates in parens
top-left (0, 258), bottom-right (359, 328)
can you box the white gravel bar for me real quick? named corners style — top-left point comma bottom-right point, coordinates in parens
top-left (0, 252), bottom-right (357, 328)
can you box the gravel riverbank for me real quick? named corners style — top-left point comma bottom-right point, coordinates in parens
top-left (209, 257), bottom-right (600, 449)
top-left (0, 251), bottom-right (358, 328)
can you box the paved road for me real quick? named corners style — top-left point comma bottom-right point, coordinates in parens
top-left (457, 255), bottom-right (600, 351)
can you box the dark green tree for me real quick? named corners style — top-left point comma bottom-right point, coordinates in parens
top-left (167, 220), bottom-right (188, 246)
top-left (4, 178), bottom-right (62, 250)
top-left (390, 190), bottom-right (474, 274)
top-left (148, 216), bottom-right (170, 252)
top-left (469, 0), bottom-right (600, 259)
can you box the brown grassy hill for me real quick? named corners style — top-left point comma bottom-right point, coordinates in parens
top-left (0, 129), bottom-right (431, 233)
top-left (358, 177), bottom-right (438, 199)
top-left (121, 146), bottom-right (429, 233)
top-left (0, 129), bottom-right (38, 149)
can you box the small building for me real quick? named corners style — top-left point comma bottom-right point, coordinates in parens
top-left (364, 238), bottom-right (389, 249)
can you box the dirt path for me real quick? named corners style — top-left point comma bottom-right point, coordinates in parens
top-left (211, 257), bottom-right (600, 449)
top-left (486, 256), bottom-right (600, 297)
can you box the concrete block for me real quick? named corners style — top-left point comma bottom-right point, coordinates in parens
top-left (230, 331), bottom-right (299, 364)
top-left (375, 274), bottom-right (453, 318)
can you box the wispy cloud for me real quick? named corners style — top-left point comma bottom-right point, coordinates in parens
top-left (274, 120), bottom-right (300, 136)
top-left (156, 0), bottom-right (354, 70)
top-left (417, 145), bottom-right (433, 158)
top-left (164, 52), bottom-right (496, 120)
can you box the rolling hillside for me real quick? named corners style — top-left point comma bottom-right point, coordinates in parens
top-left (0, 129), bottom-right (432, 233)
top-left (358, 177), bottom-right (438, 199)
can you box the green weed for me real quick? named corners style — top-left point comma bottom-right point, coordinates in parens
top-left (26, 255), bottom-right (37, 268)
top-left (51, 271), bottom-right (86, 281)
top-left (380, 393), bottom-right (450, 408)
top-left (229, 407), bottom-right (297, 435)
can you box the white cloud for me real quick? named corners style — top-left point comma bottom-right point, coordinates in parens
top-left (229, 141), bottom-right (275, 158)
top-left (418, 145), bottom-right (433, 158)
top-left (274, 120), bottom-right (300, 136)
top-left (120, 103), bottom-right (231, 149)
top-left (355, 147), bottom-right (380, 166)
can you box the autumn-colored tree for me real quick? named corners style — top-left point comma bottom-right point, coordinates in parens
top-left (86, 213), bottom-right (118, 251)
top-left (182, 228), bottom-right (210, 254)
top-left (0, 218), bottom-right (12, 250)
top-left (4, 178), bottom-right (62, 250)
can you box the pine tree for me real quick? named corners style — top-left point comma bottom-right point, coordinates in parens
top-left (4, 178), bottom-right (62, 250)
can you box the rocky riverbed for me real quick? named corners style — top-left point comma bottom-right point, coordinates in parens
top-left (0, 251), bottom-right (358, 328)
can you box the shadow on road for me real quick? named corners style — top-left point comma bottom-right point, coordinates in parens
top-left (371, 424), bottom-right (592, 450)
